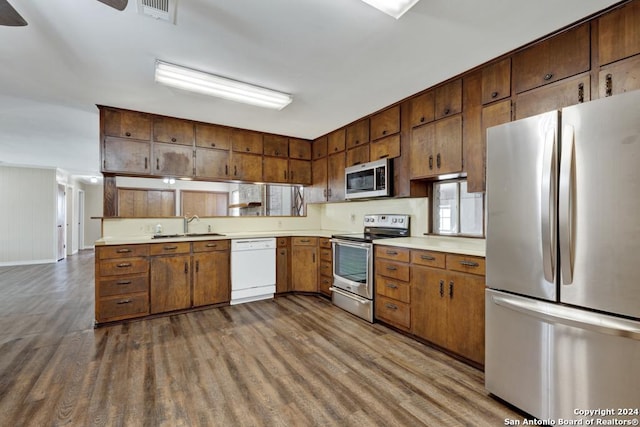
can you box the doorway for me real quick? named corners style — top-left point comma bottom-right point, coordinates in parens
top-left (57, 184), bottom-right (66, 261)
top-left (78, 190), bottom-right (85, 251)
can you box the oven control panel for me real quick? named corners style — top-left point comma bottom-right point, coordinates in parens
top-left (363, 214), bottom-right (409, 229)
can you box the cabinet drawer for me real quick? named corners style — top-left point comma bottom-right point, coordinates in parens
top-left (150, 242), bottom-right (191, 255)
top-left (100, 258), bottom-right (149, 276)
top-left (320, 248), bottom-right (332, 262)
top-left (375, 259), bottom-right (410, 282)
top-left (375, 295), bottom-right (410, 329)
top-left (99, 275), bottom-right (148, 297)
top-left (319, 260), bottom-right (332, 276)
top-left (319, 238), bottom-right (332, 249)
top-left (98, 244), bottom-right (149, 259)
top-left (98, 294), bottom-right (149, 322)
top-left (277, 237), bottom-right (289, 247)
top-left (446, 254), bottom-right (486, 275)
top-left (192, 240), bottom-right (230, 252)
top-left (375, 274), bottom-right (410, 303)
top-left (375, 245), bottom-right (410, 262)
top-left (292, 237), bottom-right (318, 246)
top-left (411, 250), bottom-right (446, 268)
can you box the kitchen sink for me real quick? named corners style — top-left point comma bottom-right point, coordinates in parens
top-left (151, 234), bottom-right (182, 239)
top-left (152, 233), bottom-right (225, 239)
top-left (185, 232), bottom-right (225, 237)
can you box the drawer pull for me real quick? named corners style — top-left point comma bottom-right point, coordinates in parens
top-left (386, 283), bottom-right (398, 289)
top-left (116, 280), bottom-right (132, 285)
top-left (491, 91), bottom-right (498, 99)
top-left (420, 254), bottom-right (436, 261)
top-left (300, 239), bottom-right (310, 243)
top-left (125, 131), bottom-right (131, 137)
top-left (385, 303), bottom-right (398, 310)
top-left (206, 243), bottom-right (218, 248)
top-left (543, 73), bottom-right (554, 81)
top-left (459, 260), bottom-right (480, 267)
top-left (117, 299), bottom-right (132, 305)
top-left (386, 250), bottom-right (398, 255)
top-left (171, 137), bottom-right (177, 142)
top-left (164, 246), bottom-right (178, 250)
top-left (386, 266), bottom-right (397, 271)
top-left (116, 263), bottom-right (132, 268)
top-left (116, 248), bottom-right (132, 253)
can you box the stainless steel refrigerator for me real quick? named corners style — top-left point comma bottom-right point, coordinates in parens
top-left (485, 90), bottom-right (640, 421)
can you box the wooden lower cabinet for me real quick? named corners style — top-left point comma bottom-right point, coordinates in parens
top-left (291, 237), bottom-right (318, 292)
top-left (374, 245), bottom-right (411, 331)
top-left (150, 254), bottom-right (192, 313)
top-left (276, 238), bottom-right (290, 294)
top-left (192, 240), bottom-right (230, 306)
top-left (318, 238), bottom-right (333, 297)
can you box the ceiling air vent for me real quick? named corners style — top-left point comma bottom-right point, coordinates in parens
top-left (137, 0), bottom-right (177, 24)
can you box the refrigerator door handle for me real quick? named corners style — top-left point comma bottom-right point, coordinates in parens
top-left (491, 294), bottom-right (640, 340)
top-left (559, 125), bottom-right (575, 285)
top-left (541, 128), bottom-right (556, 283)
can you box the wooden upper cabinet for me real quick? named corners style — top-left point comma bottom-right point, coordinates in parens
top-left (346, 144), bottom-right (370, 167)
top-left (153, 116), bottom-right (194, 146)
top-left (289, 159), bottom-right (312, 185)
top-left (327, 152), bottom-right (345, 201)
top-left (598, 1), bottom-right (640, 66)
top-left (263, 135), bottom-right (289, 157)
top-left (346, 118), bottom-right (370, 149)
top-left (312, 136), bottom-right (328, 160)
top-left (599, 53), bottom-right (640, 98)
top-left (409, 115), bottom-right (462, 179)
top-left (515, 72), bottom-right (590, 120)
top-left (435, 79), bottom-right (462, 119)
top-left (103, 108), bottom-right (152, 141)
top-left (370, 106), bottom-right (400, 141)
top-left (263, 157), bottom-right (289, 183)
top-left (482, 58), bottom-right (511, 104)
top-left (152, 142), bottom-right (194, 177)
top-left (513, 23), bottom-right (590, 94)
top-left (370, 134), bottom-right (400, 161)
top-left (195, 148), bottom-right (230, 180)
top-left (328, 128), bottom-right (346, 153)
top-left (231, 129), bottom-right (263, 154)
top-left (289, 138), bottom-right (312, 160)
top-left (103, 137), bottom-right (151, 174)
top-left (195, 124), bottom-right (231, 150)
top-left (409, 91), bottom-right (435, 128)
top-left (231, 152), bottom-right (262, 182)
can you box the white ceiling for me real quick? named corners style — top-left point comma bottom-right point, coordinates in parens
top-left (0, 0), bottom-right (619, 180)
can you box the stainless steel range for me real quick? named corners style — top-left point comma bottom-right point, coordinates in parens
top-left (331, 214), bottom-right (410, 322)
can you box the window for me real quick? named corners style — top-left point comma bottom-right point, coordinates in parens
top-left (433, 180), bottom-right (484, 237)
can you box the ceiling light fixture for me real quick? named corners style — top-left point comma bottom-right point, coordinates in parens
top-left (360, 0), bottom-right (420, 19)
top-left (154, 60), bottom-right (293, 110)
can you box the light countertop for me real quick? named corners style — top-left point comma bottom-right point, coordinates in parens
top-left (373, 236), bottom-right (485, 257)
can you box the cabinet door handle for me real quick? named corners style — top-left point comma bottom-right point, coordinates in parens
top-left (184, 262), bottom-right (189, 273)
top-left (605, 74), bottom-right (613, 97)
top-left (234, 166), bottom-right (237, 176)
top-left (211, 143), bottom-right (216, 147)
top-left (164, 246), bottom-right (178, 250)
top-left (225, 165), bottom-right (228, 175)
top-left (156, 158), bottom-right (160, 170)
top-left (578, 83), bottom-right (584, 103)
top-left (436, 153), bottom-right (441, 169)
top-left (171, 137), bottom-right (177, 142)
top-left (117, 299), bottom-right (132, 305)
top-left (125, 131), bottom-right (132, 137)
top-left (386, 250), bottom-right (398, 255)
top-left (386, 283), bottom-right (398, 289)
top-left (543, 73), bottom-right (554, 81)
top-left (429, 155), bottom-right (433, 170)
top-left (116, 263), bottom-right (132, 268)
top-left (196, 260), bottom-right (199, 273)
top-left (378, 154), bottom-right (389, 159)
top-left (206, 243), bottom-right (218, 248)
top-left (144, 157), bottom-right (148, 169)
top-left (449, 281), bottom-right (454, 298)
top-left (443, 108), bottom-right (450, 116)
top-left (116, 248), bottom-right (132, 253)
top-left (312, 253), bottom-right (316, 263)
top-left (491, 91), bottom-right (498, 99)
top-left (386, 265), bottom-right (397, 271)
top-left (459, 260), bottom-right (479, 267)
top-left (421, 254), bottom-right (435, 261)
top-left (116, 280), bottom-right (132, 285)
top-left (439, 280), bottom-right (444, 298)
top-left (385, 303), bottom-right (398, 310)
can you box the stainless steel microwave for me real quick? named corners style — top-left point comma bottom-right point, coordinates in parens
top-left (345, 158), bottom-right (391, 199)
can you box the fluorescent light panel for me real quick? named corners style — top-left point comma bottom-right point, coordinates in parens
top-left (155, 60), bottom-right (292, 110)
top-left (361, 0), bottom-right (420, 19)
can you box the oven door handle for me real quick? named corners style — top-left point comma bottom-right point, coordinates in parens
top-left (329, 287), bottom-right (370, 304)
top-left (330, 239), bottom-right (372, 248)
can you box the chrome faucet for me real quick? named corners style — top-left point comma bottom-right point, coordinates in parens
top-left (183, 215), bottom-right (199, 234)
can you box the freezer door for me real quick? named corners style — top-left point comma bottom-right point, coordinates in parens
top-left (560, 90), bottom-right (640, 318)
top-left (486, 111), bottom-right (558, 301)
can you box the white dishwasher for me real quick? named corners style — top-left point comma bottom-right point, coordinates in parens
top-left (230, 238), bottom-right (277, 305)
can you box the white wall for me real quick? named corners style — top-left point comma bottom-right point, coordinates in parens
top-left (83, 183), bottom-right (103, 248)
top-left (0, 166), bottom-right (57, 265)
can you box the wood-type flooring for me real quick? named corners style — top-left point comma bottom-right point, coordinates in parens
top-left (0, 250), bottom-right (521, 426)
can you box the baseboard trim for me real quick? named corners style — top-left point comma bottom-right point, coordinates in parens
top-left (0, 259), bottom-right (57, 267)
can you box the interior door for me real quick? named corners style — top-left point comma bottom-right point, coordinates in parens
top-left (57, 184), bottom-right (66, 261)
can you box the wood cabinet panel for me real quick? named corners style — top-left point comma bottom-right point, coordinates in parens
top-left (411, 266), bottom-right (449, 348)
top-left (515, 73), bottom-right (590, 120)
top-left (375, 245), bottom-right (410, 262)
top-left (263, 135), bottom-right (289, 157)
top-left (98, 244), bottom-right (149, 260)
top-left (263, 157), bottom-right (289, 183)
top-left (369, 134), bottom-right (400, 161)
top-left (435, 79), bottom-right (462, 119)
top-left (181, 190), bottom-right (228, 217)
top-left (98, 275), bottom-right (148, 298)
top-left (370, 106), bottom-right (400, 140)
top-left (152, 142), bottom-right (194, 177)
top-left (231, 129), bottom-right (263, 154)
top-left (312, 136), bottom-right (328, 160)
top-left (346, 144), bottom-right (370, 167)
top-left (375, 259), bottom-right (410, 282)
top-left (291, 242), bottom-right (318, 292)
top-left (375, 274), bottom-right (410, 303)
top-left (409, 91), bottom-right (435, 128)
top-left (598, 1), bottom-right (640, 66)
top-left (289, 138), bottom-right (312, 160)
top-left (102, 108), bottom-right (151, 140)
top-left (289, 159), bottom-right (311, 185)
top-left (309, 157), bottom-right (328, 203)
top-left (327, 152), bottom-right (346, 201)
top-left (276, 240), bottom-right (290, 294)
top-left (376, 295), bottom-right (411, 329)
top-left (346, 118), bottom-right (370, 149)
top-left (153, 117), bottom-right (194, 146)
top-left (319, 275), bottom-right (333, 296)
top-left (118, 188), bottom-right (175, 217)
top-left (103, 137), bottom-right (151, 174)
top-left (319, 260), bottom-right (332, 279)
top-left (192, 240), bottom-right (230, 252)
top-left (446, 254), bottom-right (486, 275)
top-left (150, 242), bottom-right (191, 256)
top-left (150, 255), bottom-right (192, 313)
top-left (231, 152), bottom-right (263, 182)
top-left (463, 70), bottom-right (484, 193)
top-left (195, 148), bottom-right (230, 180)
top-left (434, 115), bottom-right (463, 175)
top-left (410, 250), bottom-right (446, 268)
top-left (195, 124), bottom-right (231, 150)
top-left (292, 237), bottom-right (318, 246)
top-left (193, 251), bottom-right (230, 306)
top-left (327, 129), bottom-right (346, 154)
top-left (446, 272), bottom-right (485, 364)
top-left (409, 123), bottom-right (435, 179)
top-left (513, 23), bottom-right (590, 93)
top-left (99, 258), bottom-right (149, 277)
top-left (482, 58), bottom-right (511, 104)
top-left (99, 294), bottom-right (149, 322)
top-left (599, 54), bottom-right (640, 98)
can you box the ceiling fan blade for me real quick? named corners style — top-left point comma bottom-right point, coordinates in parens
top-left (0, 0), bottom-right (27, 26)
top-left (96, 0), bottom-right (129, 11)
